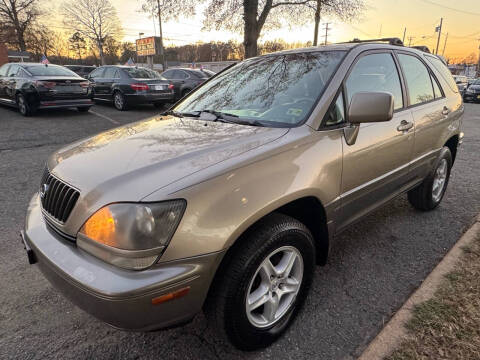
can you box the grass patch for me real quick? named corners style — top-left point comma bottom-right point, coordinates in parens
top-left (387, 233), bottom-right (480, 360)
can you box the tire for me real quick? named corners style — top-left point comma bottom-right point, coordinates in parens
top-left (181, 88), bottom-right (191, 98)
top-left (408, 146), bottom-right (452, 211)
top-left (16, 93), bottom-right (35, 116)
top-left (113, 91), bottom-right (128, 111)
top-left (77, 106), bottom-right (91, 113)
top-left (205, 213), bottom-right (316, 350)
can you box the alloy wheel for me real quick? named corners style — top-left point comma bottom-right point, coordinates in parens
top-left (114, 93), bottom-right (124, 110)
top-left (245, 246), bottom-right (303, 328)
top-left (432, 158), bottom-right (448, 202)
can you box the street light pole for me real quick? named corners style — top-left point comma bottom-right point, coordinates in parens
top-left (156, 0), bottom-right (167, 71)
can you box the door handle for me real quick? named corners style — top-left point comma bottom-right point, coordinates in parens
top-left (397, 120), bottom-right (413, 132)
top-left (442, 106), bottom-right (450, 116)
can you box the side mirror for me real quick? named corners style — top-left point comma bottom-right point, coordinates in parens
top-left (344, 92), bottom-right (394, 146)
top-left (348, 92), bottom-right (394, 124)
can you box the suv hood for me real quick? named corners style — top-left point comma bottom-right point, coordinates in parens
top-left (48, 115), bottom-right (289, 201)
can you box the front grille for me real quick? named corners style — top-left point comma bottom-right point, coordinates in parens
top-left (40, 169), bottom-right (80, 223)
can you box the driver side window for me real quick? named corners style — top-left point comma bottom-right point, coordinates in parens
top-left (346, 53), bottom-right (404, 111)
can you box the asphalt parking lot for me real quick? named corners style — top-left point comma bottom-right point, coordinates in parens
top-left (1, 103), bottom-right (479, 360)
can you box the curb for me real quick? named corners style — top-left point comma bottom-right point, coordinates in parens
top-left (358, 214), bottom-right (480, 360)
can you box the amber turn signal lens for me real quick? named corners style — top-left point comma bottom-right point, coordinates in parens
top-left (151, 287), bottom-right (190, 305)
top-left (81, 207), bottom-right (117, 247)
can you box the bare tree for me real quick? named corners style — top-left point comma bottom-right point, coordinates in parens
top-left (300, 0), bottom-right (365, 46)
top-left (140, 0), bottom-right (196, 69)
top-left (69, 32), bottom-right (86, 61)
top-left (61, 0), bottom-right (122, 65)
top-left (204, 0), bottom-right (320, 59)
top-left (0, 0), bottom-right (41, 51)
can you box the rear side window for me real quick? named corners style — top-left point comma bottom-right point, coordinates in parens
top-left (0, 64), bottom-right (9, 76)
top-left (7, 65), bottom-right (19, 77)
top-left (89, 68), bottom-right (104, 78)
top-left (103, 67), bottom-right (117, 78)
top-left (346, 53), bottom-right (404, 110)
top-left (398, 54), bottom-right (434, 105)
top-left (425, 56), bottom-right (458, 93)
top-left (162, 70), bottom-right (174, 79)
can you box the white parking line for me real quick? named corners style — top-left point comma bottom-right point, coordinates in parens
top-left (89, 109), bottom-right (120, 125)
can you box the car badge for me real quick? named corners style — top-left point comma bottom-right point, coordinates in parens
top-left (40, 184), bottom-right (49, 199)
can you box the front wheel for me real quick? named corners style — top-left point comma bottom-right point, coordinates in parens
top-left (205, 213), bottom-right (316, 350)
top-left (408, 147), bottom-right (452, 211)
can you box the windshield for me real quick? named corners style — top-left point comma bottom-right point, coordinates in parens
top-left (174, 51), bottom-right (346, 127)
top-left (124, 67), bottom-right (162, 79)
top-left (472, 79), bottom-right (480, 85)
top-left (26, 65), bottom-right (78, 77)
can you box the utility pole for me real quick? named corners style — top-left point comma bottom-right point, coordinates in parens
top-left (442, 32), bottom-right (448, 56)
top-left (477, 41), bottom-right (480, 78)
top-left (156, 0), bottom-right (167, 71)
top-left (378, 24), bottom-right (382, 37)
top-left (322, 23), bottom-right (331, 46)
top-left (402, 27), bottom-right (407, 44)
top-left (435, 17), bottom-right (443, 55)
top-left (408, 36), bottom-right (415, 46)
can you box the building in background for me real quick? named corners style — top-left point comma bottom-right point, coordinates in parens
top-left (0, 43), bottom-right (8, 66)
top-left (7, 50), bottom-right (30, 62)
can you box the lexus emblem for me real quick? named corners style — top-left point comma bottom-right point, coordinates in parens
top-left (40, 184), bottom-right (49, 199)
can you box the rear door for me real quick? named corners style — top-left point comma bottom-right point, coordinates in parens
top-left (88, 67), bottom-right (105, 99)
top-left (101, 67), bottom-right (119, 99)
top-left (338, 51), bottom-right (415, 230)
top-left (396, 52), bottom-right (449, 181)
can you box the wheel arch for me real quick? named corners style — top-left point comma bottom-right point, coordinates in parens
top-left (444, 134), bottom-right (459, 164)
top-left (203, 196), bottom-right (330, 311)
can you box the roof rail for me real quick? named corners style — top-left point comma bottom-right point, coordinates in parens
top-left (410, 45), bottom-right (431, 53)
top-left (344, 37), bottom-right (404, 46)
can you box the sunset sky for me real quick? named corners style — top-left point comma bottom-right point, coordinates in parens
top-left (50, 0), bottom-right (480, 60)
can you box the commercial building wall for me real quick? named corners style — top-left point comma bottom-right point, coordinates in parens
top-left (0, 43), bottom-right (8, 66)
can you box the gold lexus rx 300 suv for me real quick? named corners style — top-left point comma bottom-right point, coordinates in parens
top-left (22, 39), bottom-right (463, 350)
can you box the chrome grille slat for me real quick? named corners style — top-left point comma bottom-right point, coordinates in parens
top-left (40, 169), bottom-right (80, 223)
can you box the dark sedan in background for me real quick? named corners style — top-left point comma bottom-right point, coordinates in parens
top-left (161, 68), bottom-right (214, 100)
top-left (0, 63), bottom-right (92, 116)
top-left (88, 66), bottom-right (175, 111)
top-left (463, 78), bottom-right (480, 103)
top-left (65, 65), bottom-right (97, 78)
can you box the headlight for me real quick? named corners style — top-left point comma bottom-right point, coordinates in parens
top-left (77, 200), bottom-right (186, 270)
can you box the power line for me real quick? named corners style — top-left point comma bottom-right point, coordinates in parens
top-left (419, 0), bottom-right (480, 16)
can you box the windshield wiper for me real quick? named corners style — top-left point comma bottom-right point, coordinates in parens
top-left (193, 109), bottom-right (265, 127)
top-left (161, 110), bottom-right (201, 118)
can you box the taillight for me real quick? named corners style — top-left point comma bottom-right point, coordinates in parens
top-left (130, 83), bottom-right (149, 91)
top-left (35, 81), bottom-right (56, 89)
top-left (79, 81), bottom-right (89, 88)
top-left (168, 83), bottom-right (174, 90)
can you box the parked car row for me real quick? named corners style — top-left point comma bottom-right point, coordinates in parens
top-left (463, 78), bottom-right (480, 103)
top-left (0, 62), bottom-right (216, 116)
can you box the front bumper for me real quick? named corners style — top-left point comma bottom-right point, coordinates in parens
top-left (22, 194), bottom-right (224, 331)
